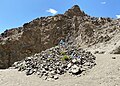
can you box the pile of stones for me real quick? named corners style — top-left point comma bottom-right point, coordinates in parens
top-left (12, 45), bottom-right (96, 80)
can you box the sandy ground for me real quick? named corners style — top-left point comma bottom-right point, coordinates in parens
top-left (0, 54), bottom-right (120, 86)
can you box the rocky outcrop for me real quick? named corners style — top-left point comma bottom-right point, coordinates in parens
top-left (0, 5), bottom-right (85, 68)
top-left (64, 5), bottom-right (85, 17)
top-left (0, 5), bottom-right (120, 68)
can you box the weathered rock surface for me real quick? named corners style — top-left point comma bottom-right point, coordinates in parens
top-left (0, 5), bottom-right (120, 68)
top-left (0, 5), bottom-right (84, 68)
top-left (12, 45), bottom-right (96, 80)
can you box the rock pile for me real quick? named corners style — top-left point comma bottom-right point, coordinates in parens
top-left (12, 45), bottom-right (96, 80)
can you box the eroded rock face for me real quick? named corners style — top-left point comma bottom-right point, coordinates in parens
top-left (0, 5), bottom-right (86, 68)
top-left (0, 5), bottom-right (119, 68)
top-left (64, 5), bottom-right (85, 17)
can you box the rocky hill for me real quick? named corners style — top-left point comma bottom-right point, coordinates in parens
top-left (0, 5), bottom-right (120, 68)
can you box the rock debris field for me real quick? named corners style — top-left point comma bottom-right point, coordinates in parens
top-left (12, 44), bottom-right (96, 81)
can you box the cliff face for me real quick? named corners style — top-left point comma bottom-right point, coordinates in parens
top-left (0, 5), bottom-right (119, 68)
top-left (0, 5), bottom-right (84, 68)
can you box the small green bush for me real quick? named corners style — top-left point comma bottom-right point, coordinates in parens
top-left (60, 51), bottom-right (66, 55)
top-left (61, 55), bottom-right (70, 61)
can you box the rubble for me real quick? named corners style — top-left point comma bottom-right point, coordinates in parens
top-left (12, 45), bottom-right (96, 80)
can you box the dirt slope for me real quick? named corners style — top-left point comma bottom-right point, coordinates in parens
top-left (0, 54), bottom-right (120, 86)
top-left (86, 31), bottom-right (120, 54)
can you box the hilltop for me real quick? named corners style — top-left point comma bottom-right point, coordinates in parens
top-left (0, 5), bottom-right (120, 69)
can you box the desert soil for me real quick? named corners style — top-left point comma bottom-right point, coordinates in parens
top-left (0, 54), bottom-right (120, 86)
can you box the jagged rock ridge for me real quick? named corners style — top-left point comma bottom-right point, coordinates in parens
top-left (0, 5), bottom-right (120, 68)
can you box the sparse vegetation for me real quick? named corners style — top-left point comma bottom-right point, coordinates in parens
top-left (61, 55), bottom-right (70, 61)
top-left (60, 51), bottom-right (66, 55)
